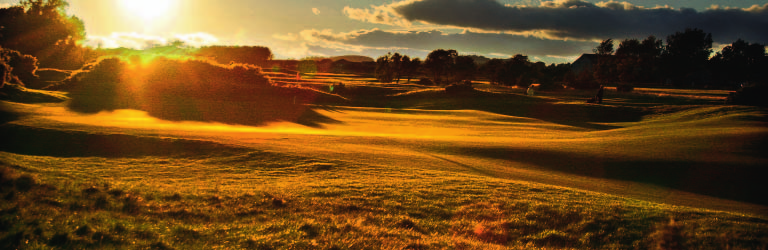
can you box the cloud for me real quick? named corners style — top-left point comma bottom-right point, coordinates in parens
top-left (349, 0), bottom-right (768, 43)
top-left (343, 2), bottom-right (414, 27)
top-left (84, 32), bottom-right (219, 49)
top-left (172, 33), bottom-right (220, 47)
top-left (299, 28), bottom-right (596, 59)
top-left (273, 33), bottom-right (299, 41)
top-left (312, 7), bottom-right (320, 15)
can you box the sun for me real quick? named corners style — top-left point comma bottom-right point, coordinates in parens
top-left (120, 0), bottom-right (175, 22)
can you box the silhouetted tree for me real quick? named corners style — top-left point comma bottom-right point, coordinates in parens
top-left (592, 39), bottom-right (617, 85)
top-left (452, 55), bottom-right (477, 83)
top-left (542, 63), bottom-right (571, 87)
top-left (593, 39), bottom-right (614, 56)
top-left (390, 53), bottom-right (402, 83)
top-left (195, 46), bottom-right (273, 67)
top-left (0, 0), bottom-right (90, 69)
top-left (711, 39), bottom-right (767, 89)
top-left (616, 39), bottom-right (642, 57)
top-left (424, 49), bottom-right (458, 85)
top-left (400, 56), bottom-right (421, 83)
top-left (375, 53), bottom-right (395, 83)
top-left (662, 28), bottom-right (713, 87)
top-left (641, 36), bottom-right (663, 58)
top-left (480, 58), bottom-right (504, 84)
top-left (500, 54), bottom-right (533, 87)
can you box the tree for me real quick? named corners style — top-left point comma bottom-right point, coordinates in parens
top-left (0, 0), bottom-right (87, 68)
top-left (390, 53), bottom-right (403, 83)
top-left (662, 28), bottom-right (713, 87)
top-left (711, 39), bottom-right (767, 88)
top-left (375, 53), bottom-right (394, 83)
top-left (195, 46), bottom-right (273, 67)
top-left (593, 39), bottom-right (614, 56)
top-left (452, 55), bottom-right (476, 83)
top-left (640, 36), bottom-right (663, 58)
top-left (480, 59), bottom-right (504, 84)
top-left (400, 56), bottom-right (421, 83)
top-left (616, 39), bottom-right (642, 57)
top-left (592, 39), bottom-right (616, 85)
top-left (424, 49), bottom-right (458, 85)
top-left (500, 54), bottom-right (532, 87)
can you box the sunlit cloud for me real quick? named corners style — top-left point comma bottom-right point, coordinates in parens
top-left (342, 1), bottom-right (415, 27)
top-left (172, 32), bottom-right (220, 47)
top-left (299, 28), bottom-right (596, 58)
top-left (312, 7), bottom-right (321, 15)
top-left (272, 33), bottom-right (299, 41)
top-left (84, 32), bottom-right (167, 49)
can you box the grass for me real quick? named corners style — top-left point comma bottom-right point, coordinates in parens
top-left (1, 154), bottom-right (766, 249)
top-left (1, 73), bottom-right (767, 249)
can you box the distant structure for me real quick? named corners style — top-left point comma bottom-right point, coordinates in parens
top-left (571, 54), bottom-right (599, 74)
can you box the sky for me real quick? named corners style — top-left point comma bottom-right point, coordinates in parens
top-left (2, 0), bottom-right (767, 63)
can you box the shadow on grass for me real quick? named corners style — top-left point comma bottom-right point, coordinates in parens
top-left (0, 124), bottom-right (249, 158)
top-left (68, 91), bottom-right (344, 129)
top-left (0, 102), bottom-right (22, 124)
top-left (446, 145), bottom-right (768, 206)
top-left (356, 90), bottom-right (647, 130)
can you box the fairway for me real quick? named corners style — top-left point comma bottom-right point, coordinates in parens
top-left (1, 84), bottom-right (767, 249)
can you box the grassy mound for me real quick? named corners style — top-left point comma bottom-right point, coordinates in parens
top-left (53, 57), bottom-right (346, 127)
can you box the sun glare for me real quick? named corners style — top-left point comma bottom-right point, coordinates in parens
top-left (120, 0), bottom-right (175, 22)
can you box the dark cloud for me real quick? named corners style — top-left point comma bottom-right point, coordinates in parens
top-left (388, 0), bottom-right (768, 43)
top-left (300, 28), bottom-right (595, 61)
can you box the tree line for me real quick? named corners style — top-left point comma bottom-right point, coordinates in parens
top-left (586, 28), bottom-right (767, 90)
top-left (368, 28), bottom-right (766, 92)
top-left (372, 49), bottom-right (572, 90)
